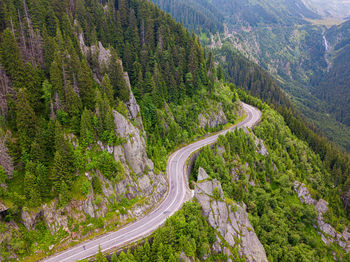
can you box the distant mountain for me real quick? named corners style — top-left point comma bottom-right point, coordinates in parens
top-left (209, 0), bottom-right (320, 26)
top-left (152, 0), bottom-right (350, 150)
top-left (312, 20), bottom-right (350, 126)
top-left (302, 0), bottom-right (350, 18)
top-left (150, 0), bottom-right (224, 33)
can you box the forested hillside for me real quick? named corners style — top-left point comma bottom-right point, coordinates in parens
top-left (0, 0), bottom-right (243, 260)
top-left (94, 93), bottom-right (350, 262)
top-left (150, 0), bottom-right (223, 34)
top-left (191, 100), bottom-right (350, 261)
top-left (0, 0), bottom-right (350, 261)
top-left (152, 0), bottom-right (350, 200)
top-left (311, 20), bottom-right (350, 127)
top-left (151, 0), bottom-right (350, 151)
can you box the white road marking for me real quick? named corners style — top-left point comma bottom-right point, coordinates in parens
top-left (43, 103), bottom-right (260, 262)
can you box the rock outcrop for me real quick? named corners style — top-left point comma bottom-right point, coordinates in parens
top-left (20, 87), bottom-right (167, 240)
top-left (294, 181), bottom-right (350, 252)
top-left (242, 127), bottom-right (268, 156)
top-left (198, 102), bottom-right (228, 129)
top-left (195, 167), bottom-right (268, 262)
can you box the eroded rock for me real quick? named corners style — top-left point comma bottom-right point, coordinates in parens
top-left (195, 167), bottom-right (268, 262)
top-left (198, 103), bottom-right (228, 129)
top-left (294, 181), bottom-right (350, 252)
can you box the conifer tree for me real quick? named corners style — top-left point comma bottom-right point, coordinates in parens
top-left (0, 29), bottom-right (25, 88)
top-left (80, 108), bottom-right (94, 147)
top-left (118, 0), bottom-right (128, 29)
top-left (96, 246), bottom-right (108, 262)
top-left (16, 88), bottom-right (38, 153)
top-left (101, 74), bottom-right (114, 106)
top-left (108, 50), bottom-right (129, 102)
top-left (24, 62), bottom-right (43, 113)
top-left (24, 161), bottom-right (41, 206)
top-left (78, 59), bottom-right (95, 110)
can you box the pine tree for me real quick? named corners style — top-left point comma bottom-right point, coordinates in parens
top-left (16, 88), bottom-right (38, 153)
top-left (111, 253), bottom-right (119, 262)
top-left (51, 121), bottom-right (75, 193)
top-left (0, 29), bottom-right (25, 88)
top-left (24, 62), bottom-right (43, 113)
top-left (115, 11), bottom-right (124, 55)
top-left (80, 108), bottom-right (94, 147)
top-left (50, 53), bottom-right (64, 100)
top-left (24, 161), bottom-right (41, 206)
top-left (78, 59), bottom-right (95, 110)
top-left (108, 50), bottom-right (129, 102)
top-left (118, 0), bottom-right (128, 29)
top-left (101, 74), bottom-right (114, 106)
top-left (96, 246), bottom-right (108, 262)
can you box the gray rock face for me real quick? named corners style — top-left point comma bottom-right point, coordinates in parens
top-left (242, 127), bottom-right (268, 156)
top-left (294, 181), bottom-right (317, 205)
top-left (113, 110), bottom-right (149, 175)
top-left (198, 103), bottom-right (228, 129)
top-left (18, 88), bottom-right (167, 244)
top-left (79, 33), bottom-right (111, 67)
top-left (294, 181), bottom-right (350, 252)
top-left (195, 167), bottom-right (268, 262)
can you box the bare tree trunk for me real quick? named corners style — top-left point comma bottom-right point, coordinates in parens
top-left (23, 0), bottom-right (44, 67)
top-left (0, 67), bottom-right (10, 117)
top-left (18, 9), bottom-right (29, 62)
top-left (0, 133), bottom-right (14, 179)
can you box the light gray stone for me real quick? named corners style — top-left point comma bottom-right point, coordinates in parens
top-left (195, 168), bottom-right (268, 262)
top-left (198, 103), bottom-right (228, 129)
top-left (113, 110), bottom-right (148, 175)
top-left (294, 180), bottom-right (350, 252)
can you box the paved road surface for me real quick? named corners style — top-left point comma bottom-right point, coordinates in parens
top-left (43, 103), bottom-right (261, 262)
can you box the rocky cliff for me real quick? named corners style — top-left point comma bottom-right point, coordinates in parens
top-left (17, 73), bottom-right (167, 253)
top-left (294, 181), bottom-right (350, 252)
top-left (198, 102), bottom-right (228, 129)
top-left (194, 167), bottom-right (268, 262)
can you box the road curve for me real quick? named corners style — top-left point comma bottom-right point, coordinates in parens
top-left (43, 103), bottom-right (261, 262)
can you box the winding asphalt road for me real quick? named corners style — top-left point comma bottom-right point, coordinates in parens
top-left (43, 103), bottom-right (261, 262)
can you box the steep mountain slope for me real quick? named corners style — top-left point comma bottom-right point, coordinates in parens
top-left (105, 94), bottom-right (350, 261)
top-left (302, 0), bottom-right (350, 18)
top-left (191, 101), bottom-right (350, 261)
top-left (151, 0), bottom-right (350, 151)
top-left (311, 20), bottom-right (350, 126)
top-left (150, 0), bottom-right (224, 34)
top-left (0, 0), bottom-right (242, 260)
top-left (0, 0), bottom-right (349, 261)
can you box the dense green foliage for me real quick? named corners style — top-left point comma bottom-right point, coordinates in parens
top-left (0, 0), bottom-right (242, 259)
top-left (0, 0), bottom-right (223, 207)
top-left (94, 202), bottom-right (220, 262)
top-left (192, 105), bottom-right (350, 261)
top-left (153, 0), bottom-right (350, 194)
top-left (152, 0), bottom-right (350, 151)
top-left (150, 0), bottom-right (223, 34)
top-left (312, 20), bottom-right (350, 127)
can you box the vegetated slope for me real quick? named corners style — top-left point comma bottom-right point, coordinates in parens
top-left (311, 20), bottom-right (350, 127)
top-left (0, 0), bottom-right (242, 260)
top-left (103, 93), bottom-right (350, 262)
top-left (201, 0), bottom-right (350, 150)
top-left (216, 1), bottom-right (350, 152)
top-left (192, 99), bottom-right (350, 261)
top-left (209, 0), bottom-right (320, 26)
top-left (302, 0), bottom-right (350, 18)
top-left (150, 0), bottom-right (224, 34)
